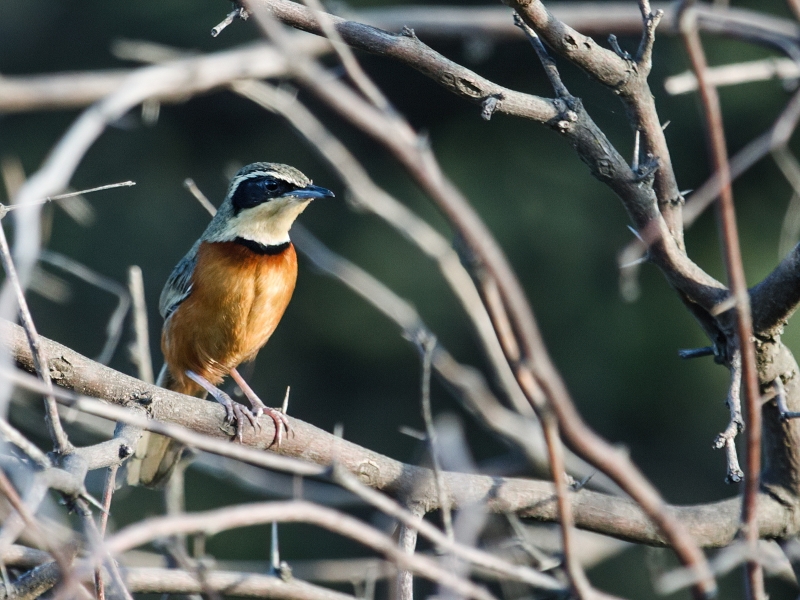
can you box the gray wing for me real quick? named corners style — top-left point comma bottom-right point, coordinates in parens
top-left (159, 241), bottom-right (200, 319)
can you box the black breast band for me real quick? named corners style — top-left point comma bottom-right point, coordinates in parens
top-left (234, 237), bottom-right (291, 255)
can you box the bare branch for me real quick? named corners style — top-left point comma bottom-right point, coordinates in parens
top-left (0, 40), bottom-right (329, 113)
top-left (245, 0), bottom-right (559, 122)
top-left (680, 7), bottom-right (763, 596)
top-left (665, 57), bottom-right (800, 95)
top-left (1, 561), bottom-right (360, 600)
top-left (0, 419), bottom-right (50, 469)
top-left (103, 501), bottom-right (500, 600)
top-left (0, 218), bottom-right (71, 453)
top-left (38, 251), bottom-right (131, 365)
top-left (290, 225), bottom-right (609, 490)
top-left (127, 266), bottom-right (153, 385)
top-left (248, 6), bottom-right (717, 594)
top-left (712, 350), bottom-right (744, 483)
top-left (508, 0), bottom-right (685, 246)
top-left (6, 318), bottom-right (795, 547)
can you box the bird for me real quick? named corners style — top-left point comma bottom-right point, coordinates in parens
top-left (128, 162), bottom-right (334, 486)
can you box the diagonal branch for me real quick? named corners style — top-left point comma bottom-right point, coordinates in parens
top-left (245, 4), bottom-right (717, 594)
top-left (247, 0), bottom-right (559, 122)
top-left (508, 0), bottom-right (685, 247)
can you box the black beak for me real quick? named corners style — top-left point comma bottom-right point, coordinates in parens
top-left (285, 185), bottom-right (335, 200)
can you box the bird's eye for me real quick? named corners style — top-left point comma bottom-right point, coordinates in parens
top-left (231, 175), bottom-right (296, 213)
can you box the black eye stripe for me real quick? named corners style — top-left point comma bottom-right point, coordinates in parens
top-left (231, 176), bottom-right (298, 213)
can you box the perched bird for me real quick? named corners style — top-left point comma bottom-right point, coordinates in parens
top-left (128, 162), bottom-right (334, 486)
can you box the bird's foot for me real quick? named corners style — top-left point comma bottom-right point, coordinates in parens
top-left (225, 400), bottom-right (263, 443)
top-left (230, 367), bottom-right (290, 447)
top-left (185, 370), bottom-right (262, 443)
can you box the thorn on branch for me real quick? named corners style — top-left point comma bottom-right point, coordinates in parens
top-left (608, 35), bottom-right (632, 62)
top-left (633, 154), bottom-right (659, 182)
top-left (513, 12), bottom-right (570, 99)
top-left (678, 346), bottom-right (714, 360)
top-left (481, 95), bottom-right (502, 121)
top-left (774, 376), bottom-right (800, 420)
top-left (570, 472), bottom-right (594, 491)
top-left (211, 6), bottom-right (250, 38)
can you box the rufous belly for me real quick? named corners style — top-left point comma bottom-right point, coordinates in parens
top-left (162, 241), bottom-right (297, 395)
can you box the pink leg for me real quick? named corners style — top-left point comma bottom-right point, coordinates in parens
top-left (230, 368), bottom-right (290, 447)
top-left (185, 370), bottom-right (260, 442)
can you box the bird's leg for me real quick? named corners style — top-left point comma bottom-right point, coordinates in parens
top-left (185, 370), bottom-right (260, 442)
top-left (230, 367), bottom-right (290, 447)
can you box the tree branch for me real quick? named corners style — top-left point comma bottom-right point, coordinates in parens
top-left (5, 320), bottom-right (795, 549)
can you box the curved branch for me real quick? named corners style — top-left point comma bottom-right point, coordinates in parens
top-left (103, 501), bottom-right (501, 600)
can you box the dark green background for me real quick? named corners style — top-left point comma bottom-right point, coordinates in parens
top-left (1, 0), bottom-right (798, 597)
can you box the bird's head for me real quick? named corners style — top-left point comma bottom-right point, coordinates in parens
top-left (205, 162), bottom-right (334, 247)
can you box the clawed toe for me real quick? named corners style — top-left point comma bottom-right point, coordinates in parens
top-left (228, 403), bottom-right (264, 442)
top-left (264, 408), bottom-right (290, 447)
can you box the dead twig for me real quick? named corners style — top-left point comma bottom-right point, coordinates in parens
top-left (680, 5), bottom-right (764, 597)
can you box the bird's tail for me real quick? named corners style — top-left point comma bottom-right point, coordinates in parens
top-left (125, 365), bottom-right (190, 487)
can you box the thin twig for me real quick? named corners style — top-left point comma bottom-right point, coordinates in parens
top-left (127, 266), bottom-right (153, 384)
top-left (540, 418), bottom-right (593, 598)
top-left (246, 9), bottom-right (718, 592)
top-left (394, 524), bottom-right (418, 600)
top-left (712, 350), bottom-right (744, 483)
top-left (773, 377), bottom-right (800, 420)
top-left (665, 57), bottom-right (800, 95)
top-left (513, 14), bottom-right (570, 98)
top-left (104, 501), bottom-right (498, 600)
top-left (0, 419), bottom-right (51, 468)
top-left (80, 498), bottom-right (134, 600)
top-left (183, 179), bottom-right (217, 216)
top-left (95, 464), bottom-right (119, 600)
top-left (0, 223), bottom-right (71, 453)
top-left (298, 0), bottom-right (391, 111)
top-left (0, 181), bottom-right (135, 219)
top-left (39, 250), bottom-right (131, 365)
top-left (418, 334), bottom-right (454, 540)
top-left (211, 6), bottom-right (250, 37)
top-left (680, 6), bottom-right (764, 598)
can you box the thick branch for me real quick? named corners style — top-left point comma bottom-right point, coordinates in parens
top-left (251, 0), bottom-right (558, 122)
top-left (0, 560), bottom-right (358, 600)
top-left (4, 322), bottom-right (796, 547)
top-left (751, 244), bottom-right (800, 336)
top-left (508, 0), bottom-right (685, 247)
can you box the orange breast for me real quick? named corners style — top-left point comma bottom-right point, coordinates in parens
top-left (161, 241), bottom-right (298, 395)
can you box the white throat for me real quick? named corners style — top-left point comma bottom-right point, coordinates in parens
top-left (212, 197), bottom-right (311, 246)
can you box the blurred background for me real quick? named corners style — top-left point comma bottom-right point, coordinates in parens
top-left (1, 0), bottom-right (798, 597)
